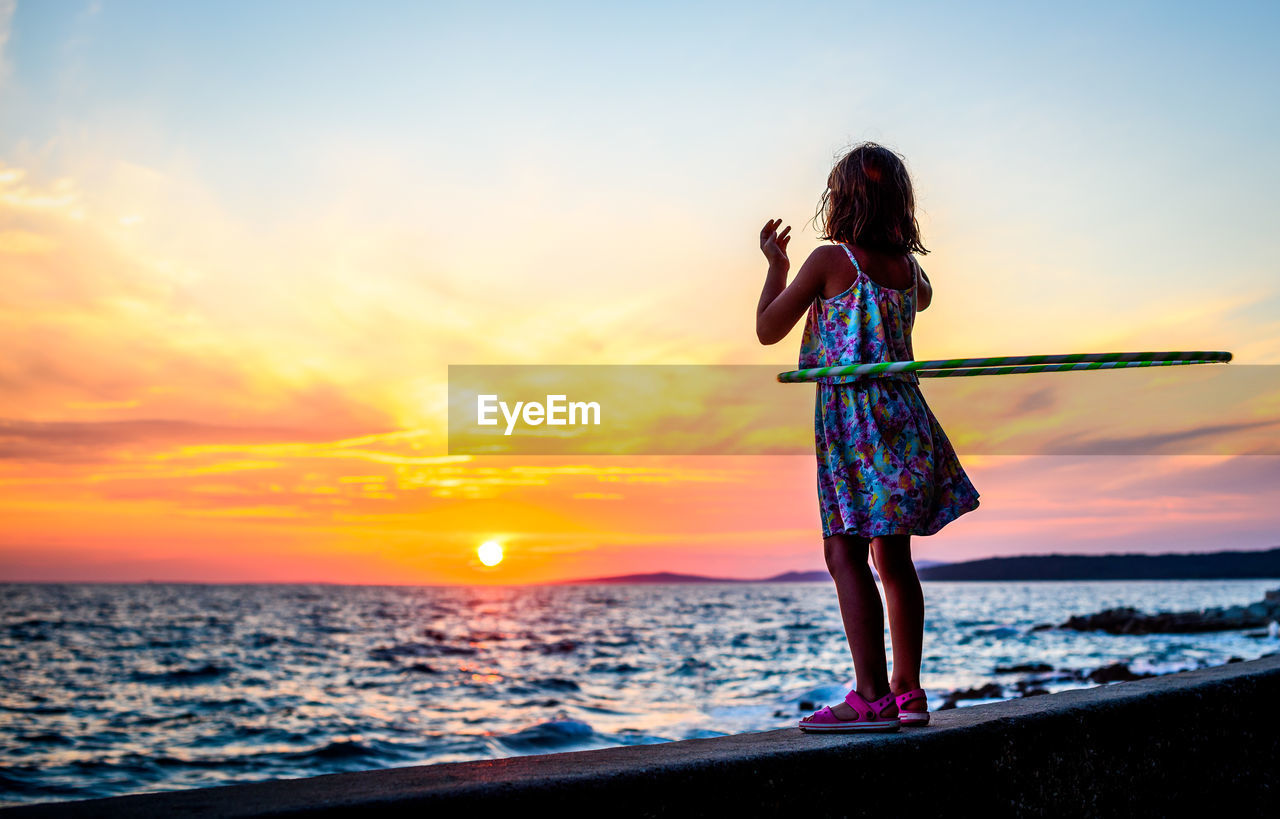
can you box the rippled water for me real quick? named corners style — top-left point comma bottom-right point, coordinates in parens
top-left (3, 579), bottom-right (1279, 806)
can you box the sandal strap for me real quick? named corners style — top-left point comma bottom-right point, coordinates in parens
top-left (844, 689), bottom-right (898, 720)
top-left (870, 691), bottom-right (898, 718)
top-left (842, 689), bottom-right (875, 721)
top-left (896, 688), bottom-right (927, 707)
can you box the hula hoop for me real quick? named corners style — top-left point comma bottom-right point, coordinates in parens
top-left (916, 359), bottom-right (1217, 378)
top-left (776, 351), bottom-right (1232, 383)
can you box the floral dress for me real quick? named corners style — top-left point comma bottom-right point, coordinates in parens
top-left (799, 243), bottom-right (980, 539)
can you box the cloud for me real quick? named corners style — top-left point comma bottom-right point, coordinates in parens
top-left (0, 416), bottom-right (384, 462)
top-left (0, 161), bottom-right (401, 441)
top-left (0, 228), bottom-right (56, 254)
top-left (1091, 455), bottom-right (1280, 500)
top-left (1039, 417), bottom-right (1280, 455)
top-left (1006, 384), bottom-right (1057, 417)
top-left (0, 0), bottom-right (14, 87)
top-left (0, 167), bottom-right (80, 212)
top-left (916, 455), bottom-right (1280, 559)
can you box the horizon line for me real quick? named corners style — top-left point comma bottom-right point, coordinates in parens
top-left (5, 544), bottom-right (1278, 587)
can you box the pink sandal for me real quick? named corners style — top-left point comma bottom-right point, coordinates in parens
top-left (895, 688), bottom-right (930, 726)
top-left (799, 689), bottom-right (900, 733)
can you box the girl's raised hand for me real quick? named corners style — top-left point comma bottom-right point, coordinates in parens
top-left (759, 218), bottom-right (792, 273)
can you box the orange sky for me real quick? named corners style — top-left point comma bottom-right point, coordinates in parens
top-left (3, 4), bottom-right (1279, 584)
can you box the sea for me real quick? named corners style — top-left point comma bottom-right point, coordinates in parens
top-left (3, 579), bottom-right (1279, 806)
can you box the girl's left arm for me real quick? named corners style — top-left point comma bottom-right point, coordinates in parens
top-left (756, 219), bottom-right (826, 345)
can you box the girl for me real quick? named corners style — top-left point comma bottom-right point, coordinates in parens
top-left (755, 142), bottom-right (980, 732)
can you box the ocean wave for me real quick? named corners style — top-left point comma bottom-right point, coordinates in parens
top-left (498, 719), bottom-right (596, 751)
top-left (527, 677), bottom-right (580, 692)
top-left (284, 740), bottom-right (381, 762)
top-left (402, 662), bottom-right (438, 674)
top-left (15, 732), bottom-right (72, 745)
top-left (368, 642), bottom-right (476, 662)
top-left (129, 663), bottom-right (229, 684)
top-left (536, 640), bottom-right (579, 654)
top-left (673, 657), bottom-right (712, 676)
top-left (588, 662), bottom-right (643, 674)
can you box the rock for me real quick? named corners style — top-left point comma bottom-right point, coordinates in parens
top-left (1021, 687), bottom-right (1049, 697)
top-left (939, 682), bottom-right (1004, 710)
top-left (1062, 607), bottom-right (1141, 633)
top-left (995, 663), bottom-right (1053, 674)
top-left (1088, 662), bottom-right (1153, 684)
top-left (1013, 677), bottom-right (1066, 693)
top-left (952, 682), bottom-right (1004, 700)
top-left (1061, 588), bottom-right (1280, 634)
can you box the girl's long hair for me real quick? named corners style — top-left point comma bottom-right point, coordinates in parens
top-left (814, 142), bottom-right (928, 255)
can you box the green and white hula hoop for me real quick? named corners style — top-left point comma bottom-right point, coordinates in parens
top-left (776, 351), bottom-right (1232, 383)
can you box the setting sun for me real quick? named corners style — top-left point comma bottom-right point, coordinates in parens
top-left (477, 541), bottom-right (504, 567)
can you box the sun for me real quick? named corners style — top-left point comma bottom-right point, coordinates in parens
top-left (477, 540), bottom-right (504, 567)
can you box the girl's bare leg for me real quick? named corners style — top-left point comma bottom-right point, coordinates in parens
top-left (819, 534), bottom-right (890, 719)
top-left (870, 534), bottom-right (925, 710)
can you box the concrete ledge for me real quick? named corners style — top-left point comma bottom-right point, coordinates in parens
top-left (7, 655), bottom-right (1280, 817)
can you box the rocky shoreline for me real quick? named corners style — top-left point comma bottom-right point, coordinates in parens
top-left (1058, 587), bottom-right (1280, 635)
top-left (831, 587), bottom-right (1280, 714)
top-left (790, 655), bottom-right (1266, 717)
top-left (920, 587), bottom-right (1280, 711)
top-left (934, 659), bottom-right (1229, 710)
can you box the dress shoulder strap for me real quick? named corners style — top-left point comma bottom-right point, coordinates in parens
top-left (839, 243), bottom-right (864, 278)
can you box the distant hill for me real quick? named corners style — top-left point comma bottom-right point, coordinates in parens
top-left (564, 571), bottom-right (742, 584)
top-left (917, 547), bottom-right (1280, 581)
top-left (763, 571), bottom-right (829, 583)
top-left (557, 551), bottom-right (1280, 584)
top-left (559, 560), bottom-right (951, 585)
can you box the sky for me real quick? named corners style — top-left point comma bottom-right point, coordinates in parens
top-left (2, 0), bottom-right (1279, 584)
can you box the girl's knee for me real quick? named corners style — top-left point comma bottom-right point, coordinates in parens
top-left (823, 544), bottom-right (845, 576)
top-left (870, 535), bottom-right (914, 577)
top-left (824, 535), bottom-right (869, 575)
